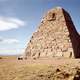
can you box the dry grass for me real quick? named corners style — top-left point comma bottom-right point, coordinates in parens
top-left (0, 56), bottom-right (80, 80)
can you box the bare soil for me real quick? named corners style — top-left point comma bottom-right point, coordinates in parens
top-left (0, 56), bottom-right (80, 80)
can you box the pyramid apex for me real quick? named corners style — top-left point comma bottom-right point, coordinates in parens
top-left (48, 6), bottom-right (64, 13)
top-left (55, 6), bottom-right (63, 9)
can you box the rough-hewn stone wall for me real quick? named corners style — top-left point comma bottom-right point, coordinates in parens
top-left (25, 7), bottom-right (80, 59)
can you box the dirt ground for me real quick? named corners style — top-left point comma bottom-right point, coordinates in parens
top-left (0, 56), bottom-right (80, 80)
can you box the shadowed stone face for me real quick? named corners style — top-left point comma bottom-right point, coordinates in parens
top-left (24, 7), bottom-right (80, 59)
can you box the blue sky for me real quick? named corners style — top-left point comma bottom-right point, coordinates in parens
top-left (0, 0), bottom-right (80, 55)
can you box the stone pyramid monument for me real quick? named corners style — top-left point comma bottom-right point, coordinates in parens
top-left (24, 7), bottom-right (80, 59)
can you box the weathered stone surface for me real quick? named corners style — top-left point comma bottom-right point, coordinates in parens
top-left (24, 7), bottom-right (80, 59)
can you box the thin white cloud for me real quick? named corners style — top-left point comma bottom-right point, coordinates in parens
top-left (0, 17), bottom-right (26, 31)
top-left (0, 48), bottom-right (23, 55)
top-left (0, 37), bottom-right (19, 44)
top-left (3, 39), bottom-right (19, 44)
top-left (0, 37), bottom-right (22, 55)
